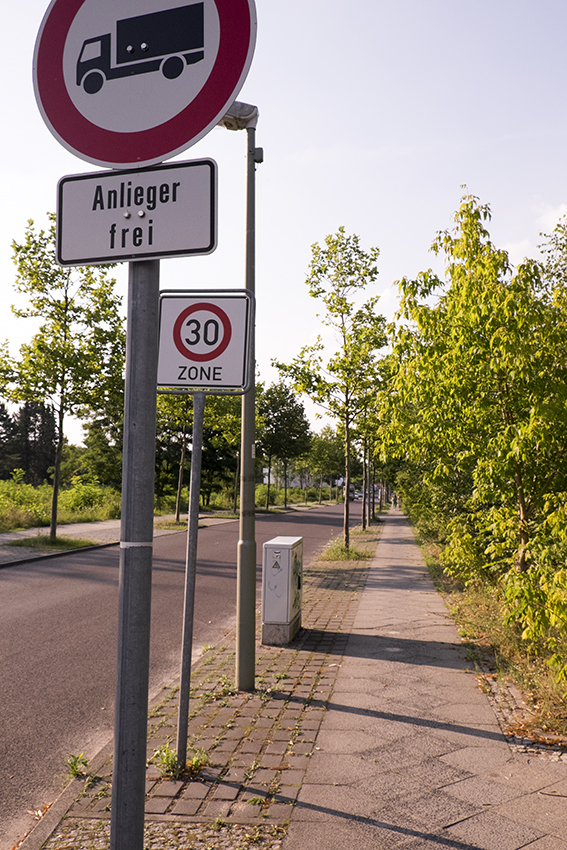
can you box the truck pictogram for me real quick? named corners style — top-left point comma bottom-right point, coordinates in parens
top-left (76, 3), bottom-right (204, 94)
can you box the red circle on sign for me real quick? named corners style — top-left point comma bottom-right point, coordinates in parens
top-left (173, 302), bottom-right (232, 362)
top-left (33, 0), bottom-right (256, 168)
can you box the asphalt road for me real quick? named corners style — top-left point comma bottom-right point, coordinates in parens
top-left (0, 502), bottom-right (360, 850)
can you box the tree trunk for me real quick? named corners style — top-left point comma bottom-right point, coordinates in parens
top-left (50, 404), bottom-right (65, 542)
top-left (265, 455), bottom-right (272, 510)
top-left (514, 467), bottom-right (529, 572)
top-left (233, 450), bottom-right (240, 513)
top-left (371, 465), bottom-right (376, 519)
top-left (344, 416), bottom-right (350, 550)
top-left (175, 426), bottom-right (187, 523)
top-left (284, 460), bottom-right (288, 508)
top-left (361, 437), bottom-right (367, 531)
top-left (367, 448), bottom-right (372, 525)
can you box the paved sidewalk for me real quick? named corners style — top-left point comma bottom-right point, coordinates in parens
top-left (20, 511), bottom-right (567, 850)
top-left (285, 511), bottom-right (567, 850)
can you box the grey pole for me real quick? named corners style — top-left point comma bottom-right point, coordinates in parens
top-left (216, 102), bottom-right (261, 692)
top-left (176, 391), bottom-right (205, 768)
top-left (235, 124), bottom-right (258, 691)
top-left (110, 259), bottom-right (160, 850)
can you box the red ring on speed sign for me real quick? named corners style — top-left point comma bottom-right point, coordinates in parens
top-left (33, 0), bottom-right (256, 168)
top-left (173, 302), bottom-right (232, 362)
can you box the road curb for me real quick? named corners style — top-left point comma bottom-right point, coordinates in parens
top-left (17, 740), bottom-right (115, 850)
top-left (0, 540), bottom-right (120, 571)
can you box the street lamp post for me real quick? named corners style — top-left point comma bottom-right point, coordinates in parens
top-left (218, 102), bottom-right (263, 691)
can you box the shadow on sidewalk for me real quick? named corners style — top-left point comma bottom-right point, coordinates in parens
top-left (290, 695), bottom-right (504, 744)
top-left (296, 627), bottom-right (470, 671)
top-left (290, 797), bottom-right (485, 850)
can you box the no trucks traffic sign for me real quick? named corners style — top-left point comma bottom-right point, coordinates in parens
top-left (33, 0), bottom-right (257, 168)
top-left (157, 290), bottom-right (254, 394)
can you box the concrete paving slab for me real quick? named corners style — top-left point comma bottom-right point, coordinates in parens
top-left (284, 820), bottom-right (404, 850)
top-left (484, 758), bottom-right (567, 792)
top-left (517, 837), bottom-right (567, 850)
top-left (351, 758), bottom-right (473, 804)
top-left (313, 727), bottom-right (388, 754)
top-left (298, 751), bottom-right (385, 785)
top-left (442, 774), bottom-right (525, 806)
top-left (440, 746), bottom-right (516, 774)
top-left (376, 788), bottom-right (482, 832)
top-left (294, 783), bottom-right (382, 822)
top-left (443, 809), bottom-right (542, 850)
top-left (492, 790), bottom-right (567, 836)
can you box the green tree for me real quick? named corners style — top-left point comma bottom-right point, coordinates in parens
top-left (81, 415), bottom-right (123, 489)
top-left (155, 392), bottom-right (242, 515)
top-left (2, 214), bottom-right (125, 539)
top-left (155, 394), bottom-right (193, 516)
top-left (0, 402), bottom-right (19, 479)
top-left (12, 401), bottom-right (58, 486)
top-left (308, 426), bottom-right (344, 502)
top-left (274, 227), bottom-right (386, 547)
top-left (383, 195), bottom-right (567, 677)
top-left (387, 195), bottom-right (567, 573)
top-left (257, 381), bottom-right (312, 509)
top-left (201, 394), bottom-right (242, 507)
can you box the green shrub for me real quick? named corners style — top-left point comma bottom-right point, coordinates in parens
top-left (255, 484), bottom-right (277, 507)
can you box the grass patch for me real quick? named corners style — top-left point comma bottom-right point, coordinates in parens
top-left (7, 535), bottom-right (96, 551)
top-left (421, 540), bottom-right (567, 741)
top-left (153, 519), bottom-right (187, 530)
top-left (318, 535), bottom-right (375, 562)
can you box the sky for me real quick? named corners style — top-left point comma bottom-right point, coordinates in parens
top-left (2, 0), bottom-right (567, 443)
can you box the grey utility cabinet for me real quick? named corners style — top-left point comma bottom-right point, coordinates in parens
top-left (261, 536), bottom-right (303, 645)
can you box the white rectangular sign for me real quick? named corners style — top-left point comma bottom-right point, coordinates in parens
top-left (56, 158), bottom-right (217, 266)
top-left (157, 290), bottom-right (254, 394)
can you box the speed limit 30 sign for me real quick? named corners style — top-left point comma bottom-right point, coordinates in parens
top-left (158, 290), bottom-right (254, 393)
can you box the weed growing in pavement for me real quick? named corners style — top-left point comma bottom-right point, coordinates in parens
top-left (247, 796), bottom-right (266, 806)
top-left (151, 744), bottom-right (179, 778)
top-left (210, 817), bottom-right (226, 831)
top-left (244, 758), bottom-right (260, 781)
top-left (186, 747), bottom-right (209, 775)
top-left (150, 744), bottom-right (209, 780)
top-left (65, 753), bottom-right (89, 778)
top-left (82, 772), bottom-right (104, 792)
top-left (217, 674), bottom-right (234, 697)
top-left (148, 685), bottom-right (179, 719)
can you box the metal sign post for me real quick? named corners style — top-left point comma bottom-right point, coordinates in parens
top-left (111, 259), bottom-right (160, 850)
top-left (157, 288), bottom-right (253, 764)
top-left (175, 390), bottom-right (205, 769)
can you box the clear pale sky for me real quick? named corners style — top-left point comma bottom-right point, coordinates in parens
top-left (2, 1), bottom-right (566, 442)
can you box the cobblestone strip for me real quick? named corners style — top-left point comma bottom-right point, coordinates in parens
top-left (42, 538), bottom-right (375, 849)
top-left (477, 672), bottom-right (567, 759)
